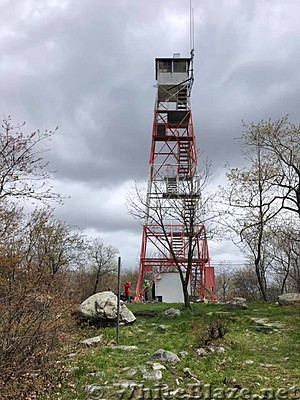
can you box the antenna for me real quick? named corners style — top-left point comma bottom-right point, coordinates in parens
top-left (189, 0), bottom-right (195, 53)
top-left (189, 0), bottom-right (195, 93)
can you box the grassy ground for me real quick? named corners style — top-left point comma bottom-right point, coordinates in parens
top-left (52, 302), bottom-right (300, 400)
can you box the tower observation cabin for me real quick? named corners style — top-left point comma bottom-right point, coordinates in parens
top-left (155, 54), bottom-right (192, 111)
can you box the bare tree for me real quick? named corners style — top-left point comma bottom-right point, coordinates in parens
top-left (0, 203), bottom-right (76, 398)
top-left (266, 221), bottom-right (300, 293)
top-left (23, 207), bottom-right (84, 277)
top-left (245, 116), bottom-right (300, 218)
top-left (221, 116), bottom-right (300, 299)
top-left (231, 264), bottom-right (261, 301)
top-left (128, 157), bottom-right (216, 308)
top-left (215, 262), bottom-right (234, 302)
top-left (0, 116), bottom-right (61, 203)
top-left (85, 238), bottom-right (118, 295)
top-left (222, 129), bottom-right (278, 300)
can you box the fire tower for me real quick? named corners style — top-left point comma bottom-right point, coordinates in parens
top-left (135, 52), bottom-right (216, 302)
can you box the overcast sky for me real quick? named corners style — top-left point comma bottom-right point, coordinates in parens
top-left (1, 0), bottom-right (300, 269)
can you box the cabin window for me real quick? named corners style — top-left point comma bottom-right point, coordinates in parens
top-left (173, 60), bottom-right (187, 73)
top-left (159, 60), bottom-right (172, 73)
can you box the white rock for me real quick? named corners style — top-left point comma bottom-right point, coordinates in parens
top-left (164, 308), bottom-right (181, 318)
top-left (197, 348), bottom-right (208, 356)
top-left (79, 335), bottom-right (103, 346)
top-left (146, 362), bottom-right (166, 370)
top-left (226, 297), bottom-right (247, 310)
top-left (278, 293), bottom-right (300, 307)
top-left (142, 370), bottom-right (162, 381)
top-left (78, 292), bottom-right (136, 325)
top-left (110, 345), bottom-right (138, 351)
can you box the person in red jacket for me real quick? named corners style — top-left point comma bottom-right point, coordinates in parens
top-left (124, 282), bottom-right (131, 302)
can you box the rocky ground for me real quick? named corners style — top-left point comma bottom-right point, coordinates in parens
top-left (48, 299), bottom-right (300, 400)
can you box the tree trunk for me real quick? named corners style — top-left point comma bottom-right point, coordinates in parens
top-left (255, 260), bottom-right (267, 301)
top-left (182, 277), bottom-right (191, 308)
top-left (183, 284), bottom-right (190, 308)
top-left (93, 267), bottom-right (101, 294)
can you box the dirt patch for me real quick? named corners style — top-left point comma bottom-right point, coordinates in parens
top-left (134, 310), bottom-right (157, 318)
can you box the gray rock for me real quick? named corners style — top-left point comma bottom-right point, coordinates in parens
top-left (179, 351), bottom-right (189, 358)
top-left (110, 345), bottom-right (138, 351)
top-left (142, 370), bottom-right (162, 381)
top-left (125, 368), bottom-right (138, 378)
top-left (214, 346), bottom-right (225, 353)
top-left (278, 293), bottom-right (300, 307)
top-left (197, 346), bottom-right (225, 356)
top-left (164, 308), bottom-right (181, 318)
top-left (146, 362), bottom-right (166, 370)
top-left (150, 349), bottom-right (180, 363)
top-left (78, 292), bottom-right (136, 326)
top-left (197, 347), bottom-right (208, 356)
top-left (84, 384), bottom-right (104, 396)
top-left (79, 335), bottom-right (103, 346)
top-left (251, 317), bottom-right (285, 330)
top-left (157, 324), bottom-right (167, 331)
top-left (226, 297), bottom-right (247, 310)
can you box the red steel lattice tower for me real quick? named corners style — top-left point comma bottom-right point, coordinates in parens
top-left (135, 52), bottom-right (216, 302)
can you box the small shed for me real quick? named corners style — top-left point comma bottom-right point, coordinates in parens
top-left (155, 271), bottom-right (191, 303)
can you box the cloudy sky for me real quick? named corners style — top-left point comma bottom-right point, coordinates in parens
top-left (1, 0), bottom-right (300, 269)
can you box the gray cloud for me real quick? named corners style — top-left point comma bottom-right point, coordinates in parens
top-left (1, 0), bottom-right (300, 266)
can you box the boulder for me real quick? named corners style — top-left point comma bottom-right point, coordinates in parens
top-left (77, 292), bottom-right (136, 326)
top-left (142, 370), bottom-right (162, 381)
top-left (278, 293), bottom-right (300, 307)
top-left (164, 308), bottom-right (181, 318)
top-left (226, 297), bottom-right (247, 310)
top-left (150, 349), bottom-right (180, 363)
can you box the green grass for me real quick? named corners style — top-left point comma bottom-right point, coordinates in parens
top-left (52, 302), bottom-right (300, 399)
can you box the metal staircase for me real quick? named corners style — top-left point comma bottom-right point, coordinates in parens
top-left (177, 87), bottom-right (188, 110)
top-left (171, 233), bottom-right (183, 257)
top-left (179, 141), bottom-right (190, 175)
top-left (184, 197), bottom-right (197, 220)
